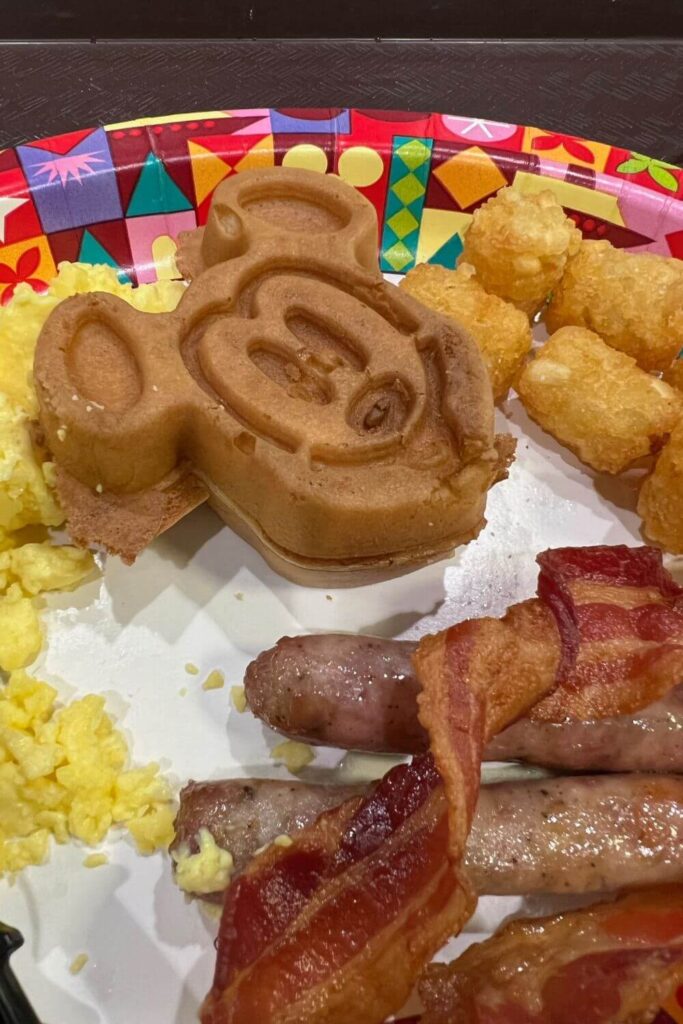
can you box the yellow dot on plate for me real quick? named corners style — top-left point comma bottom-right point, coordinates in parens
top-left (338, 146), bottom-right (384, 187)
top-left (282, 144), bottom-right (328, 174)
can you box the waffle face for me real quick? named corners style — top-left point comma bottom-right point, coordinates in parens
top-left (35, 168), bottom-right (511, 582)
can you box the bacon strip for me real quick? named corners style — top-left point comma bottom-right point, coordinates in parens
top-left (202, 546), bottom-right (683, 1024)
top-left (415, 599), bottom-right (561, 860)
top-left (201, 755), bottom-right (469, 1024)
top-left (419, 546), bottom-right (683, 857)
top-left (532, 545), bottom-right (683, 720)
top-left (419, 886), bottom-right (683, 1024)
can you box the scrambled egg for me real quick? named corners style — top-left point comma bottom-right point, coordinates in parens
top-left (69, 953), bottom-right (89, 975)
top-left (0, 263), bottom-right (184, 673)
top-left (0, 670), bottom-right (175, 876)
top-left (172, 828), bottom-right (234, 895)
top-left (230, 685), bottom-right (247, 713)
top-left (201, 669), bottom-right (225, 691)
top-left (0, 262), bottom-right (185, 874)
top-left (271, 739), bottom-right (314, 774)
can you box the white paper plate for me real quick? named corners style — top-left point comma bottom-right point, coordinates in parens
top-left (2, 308), bottom-right (656, 1024)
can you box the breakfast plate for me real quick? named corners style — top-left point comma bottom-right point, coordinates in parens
top-left (1, 107), bottom-right (682, 1023)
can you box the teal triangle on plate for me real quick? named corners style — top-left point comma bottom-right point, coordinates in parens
top-left (429, 232), bottom-right (464, 270)
top-left (79, 230), bottom-right (131, 283)
top-left (127, 152), bottom-right (193, 217)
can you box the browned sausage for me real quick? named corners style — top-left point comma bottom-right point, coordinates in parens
top-left (171, 778), bottom-right (364, 882)
top-left (244, 633), bottom-right (683, 772)
top-left (172, 774), bottom-right (683, 899)
top-left (244, 634), bottom-right (426, 753)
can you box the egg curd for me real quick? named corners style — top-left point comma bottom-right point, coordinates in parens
top-left (172, 828), bottom-right (234, 895)
top-left (0, 671), bottom-right (175, 876)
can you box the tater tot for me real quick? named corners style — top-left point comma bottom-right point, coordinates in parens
top-left (461, 187), bottom-right (581, 316)
top-left (638, 420), bottom-right (683, 553)
top-left (664, 357), bottom-right (683, 394)
top-left (400, 262), bottom-right (532, 399)
top-left (517, 326), bottom-right (682, 474)
top-left (545, 240), bottom-right (683, 373)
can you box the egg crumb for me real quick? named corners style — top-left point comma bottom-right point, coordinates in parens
top-left (271, 740), bottom-right (314, 774)
top-left (0, 671), bottom-right (175, 877)
top-left (0, 585), bottom-right (42, 671)
top-left (199, 899), bottom-right (223, 922)
top-left (69, 953), bottom-right (89, 975)
top-left (83, 853), bottom-right (108, 868)
top-left (184, 662), bottom-right (199, 676)
top-left (230, 685), bottom-right (247, 713)
top-left (273, 834), bottom-right (293, 848)
top-left (234, 592), bottom-right (244, 601)
top-left (172, 828), bottom-right (234, 894)
top-left (202, 670), bottom-right (225, 691)
top-left (0, 544), bottom-right (95, 671)
top-left (178, 687), bottom-right (187, 697)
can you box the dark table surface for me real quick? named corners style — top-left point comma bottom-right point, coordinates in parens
top-left (1, 39), bottom-right (682, 162)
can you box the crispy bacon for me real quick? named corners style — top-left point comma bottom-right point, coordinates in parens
top-left (415, 599), bottom-right (561, 859)
top-left (419, 887), bottom-right (683, 1024)
top-left (532, 545), bottom-right (683, 720)
top-left (202, 546), bottom-right (683, 1024)
top-left (419, 546), bottom-right (683, 857)
top-left (201, 754), bottom-right (470, 1024)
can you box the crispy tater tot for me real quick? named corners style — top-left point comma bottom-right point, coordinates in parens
top-left (546, 240), bottom-right (683, 373)
top-left (517, 326), bottom-right (682, 474)
top-left (461, 187), bottom-right (581, 316)
top-left (638, 420), bottom-right (683, 553)
top-left (664, 357), bottom-right (683, 394)
top-left (400, 262), bottom-right (532, 399)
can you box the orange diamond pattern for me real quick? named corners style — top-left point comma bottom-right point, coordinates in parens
top-left (434, 145), bottom-right (507, 209)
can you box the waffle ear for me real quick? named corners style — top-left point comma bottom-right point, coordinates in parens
top-left (178, 166), bottom-right (380, 279)
top-left (34, 292), bottom-right (185, 493)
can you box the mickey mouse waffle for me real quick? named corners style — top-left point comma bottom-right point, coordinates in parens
top-left (34, 168), bottom-right (512, 584)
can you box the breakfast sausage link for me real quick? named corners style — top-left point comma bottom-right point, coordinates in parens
top-left (244, 634), bottom-right (426, 754)
top-left (486, 685), bottom-right (683, 772)
top-left (171, 778), bottom-right (364, 880)
top-left (173, 774), bottom-right (683, 898)
top-left (244, 633), bottom-right (683, 772)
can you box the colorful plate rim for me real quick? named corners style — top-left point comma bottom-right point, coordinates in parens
top-left (0, 106), bottom-right (682, 303)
